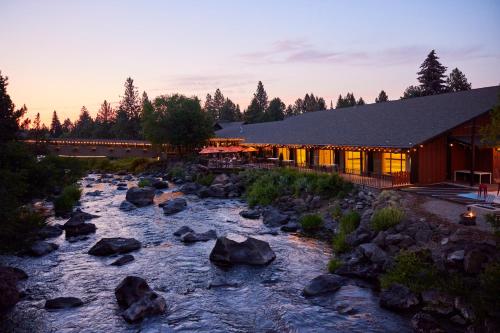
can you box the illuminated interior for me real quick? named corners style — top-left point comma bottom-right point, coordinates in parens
top-left (382, 153), bottom-right (407, 174)
top-left (318, 149), bottom-right (334, 166)
top-left (296, 148), bottom-right (306, 165)
top-left (278, 147), bottom-right (290, 160)
top-left (345, 151), bottom-right (361, 174)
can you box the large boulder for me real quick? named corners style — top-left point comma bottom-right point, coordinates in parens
top-left (262, 209), bottom-right (289, 227)
top-left (88, 238), bottom-right (141, 256)
top-left (45, 297), bottom-right (83, 309)
top-left (303, 274), bottom-right (345, 296)
top-left (63, 217), bottom-right (96, 238)
top-left (152, 180), bottom-right (168, 189)
top-left (209, 237), bottom-right (276, 266)
top-left (0, 266), bottom-right (28, 313)
top-left (179, 182), bottom-right (199, 195)
top-left (196, 186), bottom-right (211, 198)
top-left (411, 312), bottom-right (444, 333)
top-left (421, 290), bottom-right (455, 315)
top-left (71, 209), bottom-right (99, 221)
top-left (208, 184), bottom-right (226, 198)
top-left (30, 241), bottom-right (58, 257)
top-left (359, 243), bottom-right (388, 265)
top-left (173, 226), bottom-right (194, 237)
top-left (38, 225), bottom-right (63, 239)
top-left (180, 230), bottom-right (217, 243)
top-left (115, 276), bottom-right (166, 323)
top-left (239, 209), bottom-right (261, 219)
top-left (380, 284), bottom-right (419, 311)
top-left (111, 254), bottom-right (135, 266)
top-left (119, 200), bottom-right (137, 211)
top-left (125, 187), bottom-right (155, 207)
top-left (212, 174), bottom-right (230, 185)
top-left (162, 198), bottom-right (187, 215)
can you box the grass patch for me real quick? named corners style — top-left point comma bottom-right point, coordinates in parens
top-left (138, 178), bottom-right (152, 188)
top-left (380, 250), bottom-right (439, 292)
top-left (195, 173), bottom-right (215, 186)
top-left (328, 258), bottom-right (343, 273)
top-left (371, 206), bottom-right (405, 231)
top-left (331, 210), bottom-right (360, 254)
top-left (54, 185), bottom-right (82, 216)
top-left (329, 203), bottom-right (343, 220)
top-left (299, 214), bottom-right (323, 231)
top-left (241, 168), bottom-right (352, 207)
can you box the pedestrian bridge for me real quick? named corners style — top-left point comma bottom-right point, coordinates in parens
top-left (25, 138), bottom-right (166, 158)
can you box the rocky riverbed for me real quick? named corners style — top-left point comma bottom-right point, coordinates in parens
top-left (0, 172), bottom-right (413, 332)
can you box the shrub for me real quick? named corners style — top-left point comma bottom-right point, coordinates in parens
top-left (138, 179), bottom-right (152, 188)
top-left (479, 262), bottom-right (500, 312)
top-left (339, 210), bottom-right (360, 234)
top-left (371, 206), bottom-right (405, 231)
top-left (300, 214), bottom-right (323, 231)
top-left (196, 173), bottom-right (215, 186)
top-left (0, 208), bottom-right (45, 252)
top-left (485, 213), bottom-right (500, 236)
top-left (328, 258), bottom-right (343, 273)
top-left (329, 203), bottom-right (343, 220)
top-left (169, 166), bottom-right (185, 180)
top-left (332, 232), bottom-right (349, 254)
top-left (380, 250), bottom-right (439, 292)
top-left (54, 185), bottom-right (82, 216)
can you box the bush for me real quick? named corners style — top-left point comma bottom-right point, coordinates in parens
top-left (300, 214), bottom-right (323, 231)
top-left (54, 185), bottom-right (81, 216)
top-left (380, 251), bottom-right (439, 292)
top-left (138, 179), bottom-right (152, 188)
top-left (328, 258), bottom-right (343, 273)
top-left (329, 203), bottom-right (343, 220)
top-left (479, 262), bottom-right (500, 312)
top-left (332, 231), bottom-right (349, 254)
top-left (371, 206), bottom-right (405, 231)
top-left (169, 165), bottom-right (186, 180)
top-left (485, 213), bottom-right (500, 236)
top-left (339, 210), bottom-right (360, 234)
top-left (0, 208), bottom-right (45, 252)
top-left (196, 173), bottom-right (215, 186)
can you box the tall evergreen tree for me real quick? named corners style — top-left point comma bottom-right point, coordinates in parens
top-left (0, 71), bottom-right (27, 142)
top-left (219, 98), bottom-right (240, 122)
top-left (212, 89), bottom-right (225, 121)
top-left (375, 90), bottom-right (389, 103)
top-left (32, 112), bottom-right (42, 140)
top-left (203, 93), bottom-right (217, 122)
top-left (417, 50), bottom-right (447, 96)
top-left (336, 93), bottom-right (357, 108)
top-left (112, 109), bottom-right (130, 139)
top-left (254, 81), bottom-right (268, 112)
top-left (447, 68), bottom-right (471, 92)
top-left (94, 100), bottom-right (115, 138)
top-left (61, 118), bottom-right (73, 135)
top-left (73, 106), bottom-right (94, 138)
top-left (244, 81), bottom-right (268, 123)
top-left (267, 97), bottom-right (285, 121)
top-left (356, 97), bottom-right (365, 106)
top-left (118, 77), bottom-right (141, 138)
top-left (285, 105), bottom-right (295, 118)
top-left (50, 110), bottom-right (63, 137)
top-left (401, 85), bottom-right (423, 99)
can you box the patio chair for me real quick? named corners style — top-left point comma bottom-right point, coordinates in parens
top-left (478, 184), bottom-right (488, 199)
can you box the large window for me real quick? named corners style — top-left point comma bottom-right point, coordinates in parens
top-left (318, 149), bottom-right (334, 166)
top-left (278, 147), bottom-right (290, 160)
top-left (345, 151), bottom-right (361, 174)
top-left (383, 153), bottom-right (407, 174)
top-left (296, 148), bottom-right (306, 166)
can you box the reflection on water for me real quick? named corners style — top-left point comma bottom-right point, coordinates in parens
top-left (0, 175), bottom-right (412, 333)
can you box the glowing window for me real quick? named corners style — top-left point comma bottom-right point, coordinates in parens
top-left (318, 150), bottom-right (334, 166)
top-left (296, 148), bottom-right (306, 166)
top-left (383, 153), bottom-right (407, 174)
top-left (345, 151), bottom-right (361, 174)
top-left (278, 147), bottom-right (290, 160)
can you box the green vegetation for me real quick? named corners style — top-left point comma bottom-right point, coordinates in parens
top-left (77, 157), bottom-right (157, 174)
top-left (241, 168), bottom-right (352, 207)
top-left (54, 185), bottom-right (82, 216)
top-left (327, 258), bottom-right (343, 273)
top-left (168, 165), bottom-right (186, 180)
top-left (485, 213), bottom-right (500, 236)
top-left (195, 173), bottom-right (215, 186)
top-left (332, 210), bottom-right (360, 254)
top-left (329, 203), bottom-right (343, 220)
top-left (299, 214), bottom-right (323, 231)
top-left (371, 206), bottom-right (405, 231)
top-left (138, 178), bottom-right (152, 188)
top-left (479, 262), bottom-right (500, 313)
top-left (380, 251), bottom-right (439, 292)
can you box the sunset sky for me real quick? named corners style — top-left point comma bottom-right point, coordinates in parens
top-left (2, 0), bottom-right (500, 124)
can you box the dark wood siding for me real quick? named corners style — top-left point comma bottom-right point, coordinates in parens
top-left (418, 135), bottom-right (447, 184)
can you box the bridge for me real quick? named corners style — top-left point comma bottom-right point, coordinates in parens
top-left (25, 138), bottom-right (170, 158)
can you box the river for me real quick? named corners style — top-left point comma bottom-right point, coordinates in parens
top-left (0, 174), bottom-right (412, 332)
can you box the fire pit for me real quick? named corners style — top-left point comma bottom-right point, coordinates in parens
top-left (459, 207), bottom-right (476, 226)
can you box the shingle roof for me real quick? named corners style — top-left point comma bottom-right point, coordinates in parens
top-left (215, 86), bottom-right (499, 148)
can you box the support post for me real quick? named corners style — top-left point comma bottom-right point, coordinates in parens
top-left (470, 119), bottom-right (476, 187)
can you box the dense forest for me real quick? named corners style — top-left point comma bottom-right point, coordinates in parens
top-left (21, 49), bottom-right (472, 142)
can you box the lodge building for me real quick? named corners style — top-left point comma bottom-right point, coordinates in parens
top-left (212, 86), bottom-right (500, 187)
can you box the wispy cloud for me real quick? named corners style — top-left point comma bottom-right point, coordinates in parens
top-left (240, 39), bottom-right (498, 66)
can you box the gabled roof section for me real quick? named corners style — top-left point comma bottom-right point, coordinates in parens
top-left (215, 86), bottom-right (499, 148)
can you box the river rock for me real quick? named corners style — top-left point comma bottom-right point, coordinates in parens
top-left (111, 254), bottom-right (135, 266)
top-left (262, 209), bottom-right (288, 227)
top-left (212, 174), bottom-right (230, 185)
top-left (38, 225), bottom-right (63, 239)
top-left (209, 237), bottom-right (276, 266)
top-left (30, 241), bottom-right (58, 257)
top-left (88, 238), bottom-right (141, 256)
top-left (302, 274), bottom-right (345, 296)
top-left (208, 184), bottom-right (226, 198)
top-left (173, 226), bottom-right (194, 237)
top-left (63, 217), bottom-right (96, 237)
top-left (421, 290), bottom-right (454, 315)
top-left (152, 180), bottom-right (168, 189)
top-left (196, 186), bottom-right (211, 198)
top-left (359, 243), bottom-right (388, 265)
top-left (125, 187), bottom-right (155, 207)
top-left (117, 186), bottom-right (128, 191)
top-left (162, 198), bottom-right (187, 215)
top-left (115, 276), bottom-right (166, 323)
top-left (71, 209), bottom-right (99, 221)
top-left (207, 277), bottom-right (239, 289)
top-left (281, 222), bottom-right (299, 232)
top-left (411, 312), bottom-right (444, 333)
top-left (86, 190), bottom-right (102, 197)
top-left (463, 249), bottom-right (487, 274)
top-left (239, 209), bottom-right (261, 219)
top-left (45, 297), bottom-right (83, 309)
top-left (379, 284), bottom-right (419, 310)
top-left (120, 200), bottom-right (137, 211)
top-left (180, 230), bottom-right (217, 243)
top-left (179, 182), bottom-right (199, 195)
top-left (0, 266), bottom-right (28, 313)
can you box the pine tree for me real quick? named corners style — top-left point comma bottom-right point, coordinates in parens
top-left (336, 94), bottom-right (345, 108)
top-left (50, 110), bottom-right (63, 137)
top-left (285, 105), bottom-right (295, 117)
top-left (447, 68), bottom-right (471, 92)
top-left (244, 81), bottom-right (268, 123)
top-left (62, 118), bottom-right (73, 135)
top-left (267, 97), bottom-right (285, 121)
top-left (203, 93), bottom-right (217, 122)
top-left (417, 50), bottom-right (447, 95)
top-left (219, 98), bottom-right (239, 122)
top-left (118, 77), bottom-right (141, 138)
top-left (96, 100), bottom-right (115, 124)
top-left (212, 89), bottom-right (225, 121)
top-left (254, 81), bottom-right (268, 112)
top-left (357, 97), bottom-right (365, 106)
top-left (375, 90), bottom-right (389, 103)
top-left (73, 106), bottom-right (94, 138)
top-left (0, 71), bottom-right (26, 142)
top-left (480, 94), bottom-right (500, 146)
top-left (32, 112), bottom-right (41, 141)
top-left (401, 85), bottom-right (423, 99)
